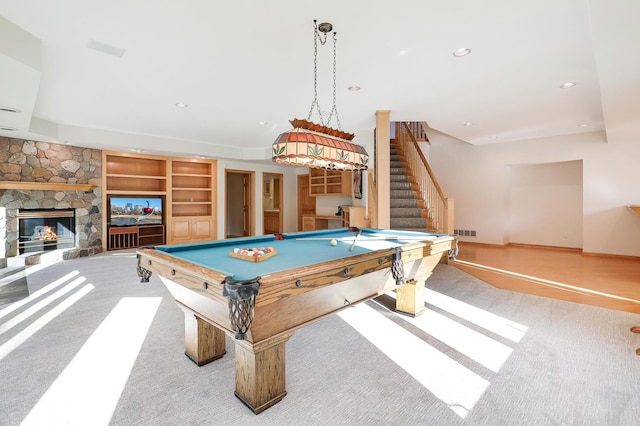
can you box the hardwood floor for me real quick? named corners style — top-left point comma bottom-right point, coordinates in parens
top-left (451, 242), bottom-right (640, 315)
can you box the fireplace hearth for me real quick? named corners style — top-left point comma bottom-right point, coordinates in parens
top-left (17, 209), bottom-right (76, 254)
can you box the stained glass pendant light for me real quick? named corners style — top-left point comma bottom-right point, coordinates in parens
top-left (272, 21), bottom-right (369, 171)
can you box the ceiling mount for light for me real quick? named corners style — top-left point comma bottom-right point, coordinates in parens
top-left (272, 20), bottom-right (369, 172)
top-left (0, 106), bottom-right (21, 113)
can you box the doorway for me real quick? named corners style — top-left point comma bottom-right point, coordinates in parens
top-left (225, 170), bottom-right (254, 238)
top-left (262, 172), bottom-right (283, 234)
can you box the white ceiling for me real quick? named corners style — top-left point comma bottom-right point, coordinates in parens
top-left (0, 1), bottom-right (636, 161)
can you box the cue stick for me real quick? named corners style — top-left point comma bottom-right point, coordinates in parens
top-left (295, 235), bottom-right (437, 241)
top-left (349, 229), bottom-right (362, 251)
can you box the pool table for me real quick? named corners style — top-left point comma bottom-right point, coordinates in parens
top-left (136, 227), bottom-right (456, 414)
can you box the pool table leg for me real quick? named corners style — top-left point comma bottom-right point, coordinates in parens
top-left (395, 278), bottom-right (426, 317)
top-left (184, 313), bottom-right (227, 366)
top-left (233, 332), bottom-right (293, 414)
top-left (394, 254), bottom-right (441, 317)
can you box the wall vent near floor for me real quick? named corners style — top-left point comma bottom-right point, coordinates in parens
top-left (454, 229), bottom-right (477, 237)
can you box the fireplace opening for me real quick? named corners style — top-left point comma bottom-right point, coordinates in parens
top-left (18, 209), bottom-right (76, 254)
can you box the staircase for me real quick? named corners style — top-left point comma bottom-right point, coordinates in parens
top-left (389, 138), bottom-right (433, 232)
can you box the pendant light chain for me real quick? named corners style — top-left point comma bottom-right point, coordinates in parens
top-left (326, 31), bottom-right (342, 130)
top-left (307, 21), bottom-right (325, 125)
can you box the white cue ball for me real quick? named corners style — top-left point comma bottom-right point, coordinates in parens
top-left (330, 239), bottom-right (337, 246)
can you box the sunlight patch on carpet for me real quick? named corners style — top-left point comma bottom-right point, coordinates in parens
top-left (0, 276), bottom-right (86, 336)
top-left (424, 288), bottom-right (527, 342)
top-left (21, 297), bottom-right (161, 426)
top-left (0, 271), bottom-right (80, 321)
top-left (0, 284), bottom-right (94, 362)
top-left (380, 293), bottom-right (513, 372)
top-left (338, 303), bottom-right (489, 419)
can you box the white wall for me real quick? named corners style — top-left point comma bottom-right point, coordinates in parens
top-left (429, 130), bottom-right (640, 257)
top-left (507, 160), bottom-right (583, 248)
top-left (217, 160), bottom-right (301, 237)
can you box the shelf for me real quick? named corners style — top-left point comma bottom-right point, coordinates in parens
top-left (172, 161), bottom-right (212, 175)
top-left (106, 173), bottom-right (167, 180)
top-left (172, 173), bottom-right (210, 177)
top-left (308, 168), bottom-right (352, 196)
top-left (0, 181), bottom-right (96, 191)
top-left (106, 155), bottom-right (167, 177)
top-left (106, 190), bottom-right (167, 195)
top-left (172, 175), bottom-right (211, 188)
top-left (628, 205), bottom-right (640, 216)
top-left (172, 202), bottom-right (213, 205)
top-left (107, 176), bottom-right (166, 192)
top-left (172, 203), bottom-right (212, 217)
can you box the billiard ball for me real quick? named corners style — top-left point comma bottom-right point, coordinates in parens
top-left (330, 239), bottom-right (337, 246)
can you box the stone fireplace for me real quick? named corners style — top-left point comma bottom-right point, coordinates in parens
top-left (0, 138), bottom-right (103, 265)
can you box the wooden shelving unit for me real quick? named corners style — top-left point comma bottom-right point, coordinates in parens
top-left (168, 159), bottom-right (217, 245)
top-left (102, 152), bottom-right (218, 251)
top-left (309, 169), bottom-right (352, 196)
top-left (105, 154), bottom-right (167, 193)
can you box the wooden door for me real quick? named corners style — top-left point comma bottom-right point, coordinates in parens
top-left (225, 170), bottom-right (254, 238)
top-left (242, 174), bottom-right (251, 236)
top-left (297, 174), bottom-right (315, 231)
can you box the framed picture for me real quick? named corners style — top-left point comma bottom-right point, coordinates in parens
top-left (353, 171), bottom-right (363, 199)
top-left (264, 180), bottom-right (271, 197)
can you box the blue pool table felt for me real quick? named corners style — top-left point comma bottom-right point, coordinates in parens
top-left (155, 228), bottom-right (441, 281)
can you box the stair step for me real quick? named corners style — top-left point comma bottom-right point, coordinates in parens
top-left (390, 182), bottom-right (412, 190)
top-left (390, 190), bottom-right (417, 199)
top-left (392, 227), bottom-right (437, 234)
top-left (391, 199), bottom-right (420, 208)
top-left (390, 161), bottom-right (404, 168)
top-left (390, 208), bottom-right (423, 218)
top-left (390, 175), bottom-right (408, 182)
top-left (391, 217), bottom-right (427, 228)
top-left (390, 168), bottom-right (406, 175)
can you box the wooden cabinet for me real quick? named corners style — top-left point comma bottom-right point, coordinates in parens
top-left (170, 217), bottom-right (214, 243)
top-left (342, 206), bottom-right (367, 227)
top-left (309, 169), bottom-right (352, 196)
top-left (264, 211), bottom-right (280, 234)
top-left (302, 215), bottom-right (316, 232)
top-left (108, 225), bottom-right (165, 250)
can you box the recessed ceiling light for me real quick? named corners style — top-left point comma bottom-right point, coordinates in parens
top-left (175, 102), bottom-right (188, 108)
top-left (0, 126), bottom-right (17, 131)
top-left (578, 123), bottom-right (590, 127)
top-left (453, 48), bottom-right (471, 57)
top-left (560, 82), bottom-right (576, 89)
top-left (489, 136), bottom-right (499, 139)
top-left (463, 122), bottom-right (473, 126)
top-left (0, 106), bottom-right (21, 113)
top-left (257, 121), bottom-right (267, 125)
top-left (348, 86), bottom-right (361, 91)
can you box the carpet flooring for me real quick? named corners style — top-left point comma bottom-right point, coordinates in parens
top-left (1, 251), bottom-right (639, 425)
